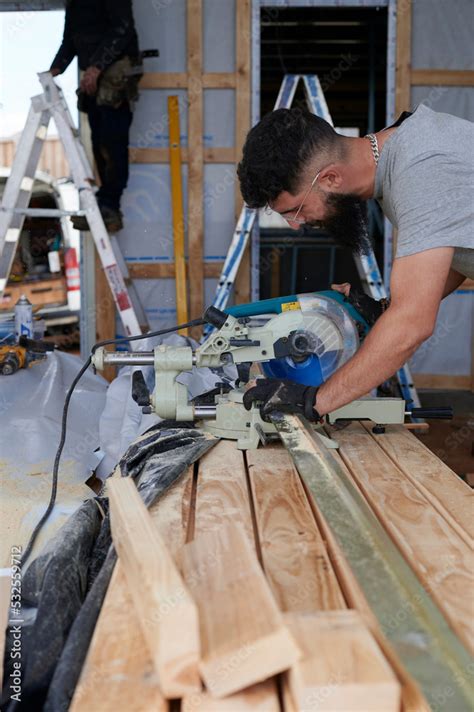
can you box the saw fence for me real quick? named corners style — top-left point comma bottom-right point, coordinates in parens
top-left (69, 420), bottom-right (473, 712)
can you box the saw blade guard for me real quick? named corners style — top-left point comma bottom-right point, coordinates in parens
top-left (261, 293), bottom-right (360, 387)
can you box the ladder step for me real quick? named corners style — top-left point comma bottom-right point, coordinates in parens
top-left (1, 208), bottom-right (87, 218)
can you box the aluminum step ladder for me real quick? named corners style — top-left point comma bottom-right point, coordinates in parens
top-left (0, 72), bottom-right (148, 340)
top-left (206, 73), bottom-right (420, 410)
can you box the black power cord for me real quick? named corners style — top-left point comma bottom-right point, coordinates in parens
top-left (20, 317), bottom-right (205, 567)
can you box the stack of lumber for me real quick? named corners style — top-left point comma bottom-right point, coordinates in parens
top-left (70, 423), bottom-right (473, 712)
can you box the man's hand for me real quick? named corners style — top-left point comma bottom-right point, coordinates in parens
top-left (243, 378), bottom-right (320, 422)
top-left (331, 282), bottom-right (389, 326)
top-left (80, 66), bottom-right (102, 96)
top-left (50, 67), bottom-right (61, 77)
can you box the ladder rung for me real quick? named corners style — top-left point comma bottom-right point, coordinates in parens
top-left (1, 208), bottom-right (86, 218)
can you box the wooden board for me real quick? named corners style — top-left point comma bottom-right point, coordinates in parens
top-left (234, 0), bottom-right (252, 305)
top-left (284, 611), bottom-right (401, 712)
top-left (149, 465), bottom-right (194, 563)
top-left (182, 679), bottom-right (280, 711)
top-left (362, 422), bottom-right (474, 543)
top-left (186, 0), bottom-right (204, 329)
top-left (70, 565), bottom-right (167, 712)
top-left (192, 440), bottom-right (254, 543)
top-left (1, 276), bottom-right (67, 310)
top-left (181, 522), bottom-right (301, 698)
top-left (127, 261), bottom-right (223, 280)
top-left (295, 441), bottom-right (431, 712)
top-left (395, 0), bottom-right (412, 114)
top-left (334, 423), bottom-right (474, 654)
top-left (107, 478), bottom-right (201, 697)
top-left (139, 72), bottom-right (237, 89)
top-left (129, 147), bottom-right (235, 164)
top-left (411, 69), bottom-right (474, 86)
top-left (246, 446), bottom-right (346, 612)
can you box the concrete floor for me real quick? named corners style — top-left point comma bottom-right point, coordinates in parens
top-left (415, 389), bottom-right (474, 482)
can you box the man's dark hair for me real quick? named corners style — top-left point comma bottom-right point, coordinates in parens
top-left (237, 108), bottom-right (339, 209)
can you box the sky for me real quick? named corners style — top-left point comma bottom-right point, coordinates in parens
top-left (0, 10), bottom-right (78, 138)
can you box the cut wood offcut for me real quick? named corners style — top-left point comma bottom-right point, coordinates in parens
top-left (107, 477), bottom-right (200, 698)
top-left (284, 611), bottom-right (401, 712)
top-left (181, 522), bottom-right (301, 697)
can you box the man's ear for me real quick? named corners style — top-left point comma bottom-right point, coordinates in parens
top-left (318, 165), bottom-right (343, 190)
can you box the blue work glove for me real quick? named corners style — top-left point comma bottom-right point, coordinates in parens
top-left (243, 378), bottom-right (320, 422)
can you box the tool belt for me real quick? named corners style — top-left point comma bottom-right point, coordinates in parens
top-left (96, 55), bottom-right (143, 108)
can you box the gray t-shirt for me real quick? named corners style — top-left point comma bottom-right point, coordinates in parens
top-left (374, 104), bottom-right (474, 279)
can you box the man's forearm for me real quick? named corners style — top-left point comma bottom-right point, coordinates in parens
top-left (315, 308), bottom-right (427, 416)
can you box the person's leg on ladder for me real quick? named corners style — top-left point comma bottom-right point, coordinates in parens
top-left (94, 102), bottom-right (133, 231)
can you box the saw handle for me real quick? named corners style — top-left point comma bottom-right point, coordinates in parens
top-left (408, 406), bottom-right (453, 420)
top-left (132, 370), bottom-right (151, 410)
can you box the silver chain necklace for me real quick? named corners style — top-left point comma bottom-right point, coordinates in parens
top-left (365, 133), bottom-right (380, 164)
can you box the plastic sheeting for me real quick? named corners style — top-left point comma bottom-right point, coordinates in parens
top-left (0, 351), bottom-right (107, 565)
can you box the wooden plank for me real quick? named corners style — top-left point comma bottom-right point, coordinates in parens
top-left (395, 0), bottom-right (412, 114)
top-left (187, 0), bottom-right (204, 330)
top-left (182, 679), bottom-right (280, 711)
top-left (234, 0), bottom-right (252, 305)
top-left (70, 565), bottom-right (167, 712)
top-left (284, 611), bottom-right (400, 712)
top-left (334, 423), bottom-right (474, 654)
top-left (129, 147), bottom-right (235, 164)
top-left (107, 478), bottom-right (200, 697)
top-left (127, 261), bottom-right (223, 280)
top-left (412, 373), bottom-right (471, 390)
top-left (411, 69), bottom-right (474, 86)
top-left (246, 446), bottom-right (346, 612)
top-left (140, 72), bottom-right (188, 89)
top-left (74, 466), bottom-right (193, 709)
top-left (192, 440), bottom-right (255, 543)
top-left (139, 72), bottom-right (236, 89)
top-left (94, 252), bottom-right (115, 382)
top-left (362, 423), bottom-right (474, 543)
top-left (149, 465), bottom-right (194, 563)
top-left (168, 95), bottom-right (189, 330)
top-left (181, 522), bottom-right (301, 698)
top-left (203, 72), bottom-right (237, 88)
top-left (297, 442), bottom-right (430, 712)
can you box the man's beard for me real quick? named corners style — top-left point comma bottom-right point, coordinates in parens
top-left (307, 192), bottom-right (371, 254)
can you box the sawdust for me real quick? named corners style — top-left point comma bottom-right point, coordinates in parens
top-left (0, 458), bottom-right (93, 567)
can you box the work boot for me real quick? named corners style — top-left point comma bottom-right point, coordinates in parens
top-left (71, 205), bottom-right (123, 233)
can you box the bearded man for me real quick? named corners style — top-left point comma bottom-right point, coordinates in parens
top-left (238, 106), bottom-right (473, 422)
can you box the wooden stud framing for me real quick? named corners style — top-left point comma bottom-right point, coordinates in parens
top-left (128, 261), bottom-right (223, 280)
top-left (140, 72), bottom-right (237, 89)
top-left (395, 0), bottom-right (412, 114)
top-left (234, 0), bottom-right (252, 304)
top-left (187, 0), bottom-right (204, 327)
top-left (411, 69), bottom-right (474, 86)
top-left (129, 147), bottom-right (236, 164)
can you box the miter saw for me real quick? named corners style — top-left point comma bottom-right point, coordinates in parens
top-left (91, 290), bottom-right (451, 449)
